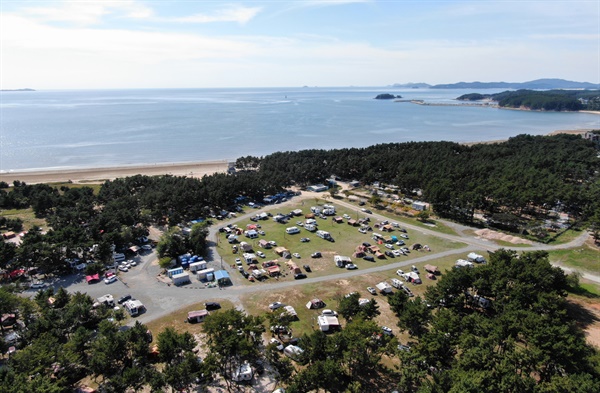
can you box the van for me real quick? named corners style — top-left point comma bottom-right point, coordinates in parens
top-left (286, 227), bottom-right (300, 234)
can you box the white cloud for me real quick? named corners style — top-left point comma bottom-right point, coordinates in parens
top-left (169, 5), bottom-right (262, 25)
top-left (20, 0), bottom-right (153, 26)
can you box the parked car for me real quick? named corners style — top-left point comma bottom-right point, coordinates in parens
top-left (30, 281), bottom-right (47, 289)
top-left (362, 242), bottom-right (372, 247)
top-left (397, 269), bottom-right (404, 276)
top-left (363, 255), bottom-right (375, 262)
top-left (367, 287), bottom-right (377, 295)
top-left (269, 302), bottom-right (285, 310)
top-left (321, 309), bottom-right (338, 316)
top-left (343, 214), bottom-right (351, 219)
top-left (358, 228), bottom-right (367, 234)
top-left (104, 276), bottom-right (117, 285)
top-left (118, 294), bottom-right (132, 304)
top-left (397, 344), bottom-right (411, 352)
top-left (292, 253), bottom-right (301, 258)
top-left (256, 251), bottom-right (266, 258)
top-left (385, 244), bottom-right (394, 250)
top-left (364, 209), bottom-right (372, 214)
top-left (402, 286), bottom-right (414, 297)
top-left (311, 252), bottom-right (322, 258)
top-left (400, 234), bottom-right (409, 239)
top-left (385, 251), bottom-right (394, 257)
top-left (382, 326), bottom-right (393, 336)
top-left (118, 265), bottom-right (129, 272)
top-left (258, 230), bottom-right (265, 235)
top-left (303, 264), bottom-right (312, 272)
top-left (205, 302), bottom-right (221, 310)
top-left (345, 264), bottom-right (358, 270)
top-left (269, 241), bottom-right (277, 246)
top-left (395, 240), bottom-right (405, 246)
top-left (300, 237), bottom-right (310, 242)
top-left (392, 250), bottom-right (402, 257)
top-left (294, 273), bottom-right (307, 280)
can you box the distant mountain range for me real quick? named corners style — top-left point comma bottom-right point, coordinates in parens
top-left (391, 79), bottom-right (598, 89)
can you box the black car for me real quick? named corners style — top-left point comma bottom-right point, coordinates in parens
top-left (311, 252), bottom-right (322, 258)
top-left (358, 201), bottom-right (366, 206)
top-left (385, 251), bottom-right (394, 257)
top-left (294, 273), bottom-right (307, 280)
top-left (205, 302), bottom-right (221, 310)
top-left (363, 255), bottom-right (375, 262)
top-left (118, 294), bottom-right (132, 304)
top-left (303, 264), bottom-right (312, 272)
top-left (362, 242), bottom-right (371, 247)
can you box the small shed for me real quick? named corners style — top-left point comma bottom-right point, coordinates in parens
top-left (283, 305), bottom-right (298, 319)
top-left (286, 261), bottom-right (301, 274)
top-left (215, 270), bottom-right (232, 286)
top-left (347, 219), bottom-right (358, 226)
top-left (258, 239), bottom-right (271, 249)
top-left (196, 268), bottom-right (215, 280)
top-left (424, 264), bottom-right (440, 275)
top-left (172, 272), bottom-right (191, 286)
top-left (333, 217), bottom-right (344, 224)
top-left (189, 261), bottom-right (208, 272)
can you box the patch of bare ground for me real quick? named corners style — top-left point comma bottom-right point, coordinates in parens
top-left (474, 228), bottom-right (533, 245)
top-left (567, 297), bottom-right (600, 349)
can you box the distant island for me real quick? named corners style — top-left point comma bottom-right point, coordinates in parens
top-left (374, 93), bottom-right (402, 100)
top-left (457, 89), bottom-right (600, 112)
top-left (390, 79), bottom-right (598, 90)
top-left (1, 88), bottom-right (35, 92)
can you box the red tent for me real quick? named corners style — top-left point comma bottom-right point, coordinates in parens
top-left (85, 274), bottom-right (100, 284)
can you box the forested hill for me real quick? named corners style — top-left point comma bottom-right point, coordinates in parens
top-left (457, 89), bottom-right (600, 111)
top-left (433, 78), bottom-right (597, 89)
top-left (238, 133), bottom-right (600, 222)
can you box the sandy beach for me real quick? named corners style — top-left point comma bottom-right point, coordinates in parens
top-left (0, 128), bottom-right (595, 185)
top-left (0, 160), bottom-right (231, 185)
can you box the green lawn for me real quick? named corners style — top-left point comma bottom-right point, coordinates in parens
top-left (547, 246), bottom-right (600, 275)
top-left (240, 249), bottom-right (484, 341)
top-left (0, 207), bottom-right (48, 231)
top-left (216, 200), bottom-right (466, 286)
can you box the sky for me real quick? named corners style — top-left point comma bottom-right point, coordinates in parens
top-left (1, 0), bottom-right (599, 89)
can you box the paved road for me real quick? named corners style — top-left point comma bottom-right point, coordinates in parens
top-left (38, 190), bottom-right (596, 326)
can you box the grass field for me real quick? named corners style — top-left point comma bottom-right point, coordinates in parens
top-left (548, 245), bottom-right (600, 275)
top-left (144, 298), bottom-right (235, 341)
top-left (0, 207), bottom-right (48, 231)
top-left (215, 200), bottom-right (467, 286)
top-left (240, 250), bottom-right (481, 343)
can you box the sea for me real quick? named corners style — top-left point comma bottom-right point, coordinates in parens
top-left (1, 87), bottom-right (598, 172)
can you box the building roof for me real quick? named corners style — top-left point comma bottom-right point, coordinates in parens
top-left (214, 270), bottom-right (230, 280)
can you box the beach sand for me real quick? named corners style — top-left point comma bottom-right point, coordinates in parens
top-left (0, 160), bottom-right (230, 185)
top-left (0, 128), bottom-right (596, 185)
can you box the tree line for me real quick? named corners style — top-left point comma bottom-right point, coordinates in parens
top-left (457, 89), bottom-right (600, 111)
top-left (2, 250), bottom-right (598, 392)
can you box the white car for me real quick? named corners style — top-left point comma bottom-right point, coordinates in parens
top-left (257, 251), bottom-right (266, 258)
top-left (345, 263), bottom-right (358, 270)
top-left (400, 234), bottom-right (409, 239)
top-left (128, 260), bottom-right (137, 266)
top-left (396, 269), bottom-right (404, 276)
top-left (104, 276), bottom-right (117, 284)
top-left (118, 265), bottom-right (129, 272)
top-left (30, 281), bottom-right (47, 289)
top-left (385, 244), bottom-right (394, 249)
top-left (382, 326), bottom-right (393, 336)
top-left (367, 287), bottom-right (377, 295)
top-left (269, 241), bottom-right (277, 246)
top-left (321, 309), bottom-right (338, 316)
top-left (343, 214), bottom-right (351, 219)
top-left (392, 250), bottom-right (402, 257)
top-left (292, 253), bottom-right (301, 258)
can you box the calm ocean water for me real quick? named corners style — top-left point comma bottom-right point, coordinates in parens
top-left (1, 87), bottom-right (598, 172)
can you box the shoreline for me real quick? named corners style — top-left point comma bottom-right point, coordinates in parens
top-left (0, 160), bottom-right (231, 185)
top-left (0, 128), bottom-right (596, 185)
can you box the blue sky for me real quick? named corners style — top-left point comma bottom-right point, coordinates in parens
top-left (1, 0), bottom-right (598, 89)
